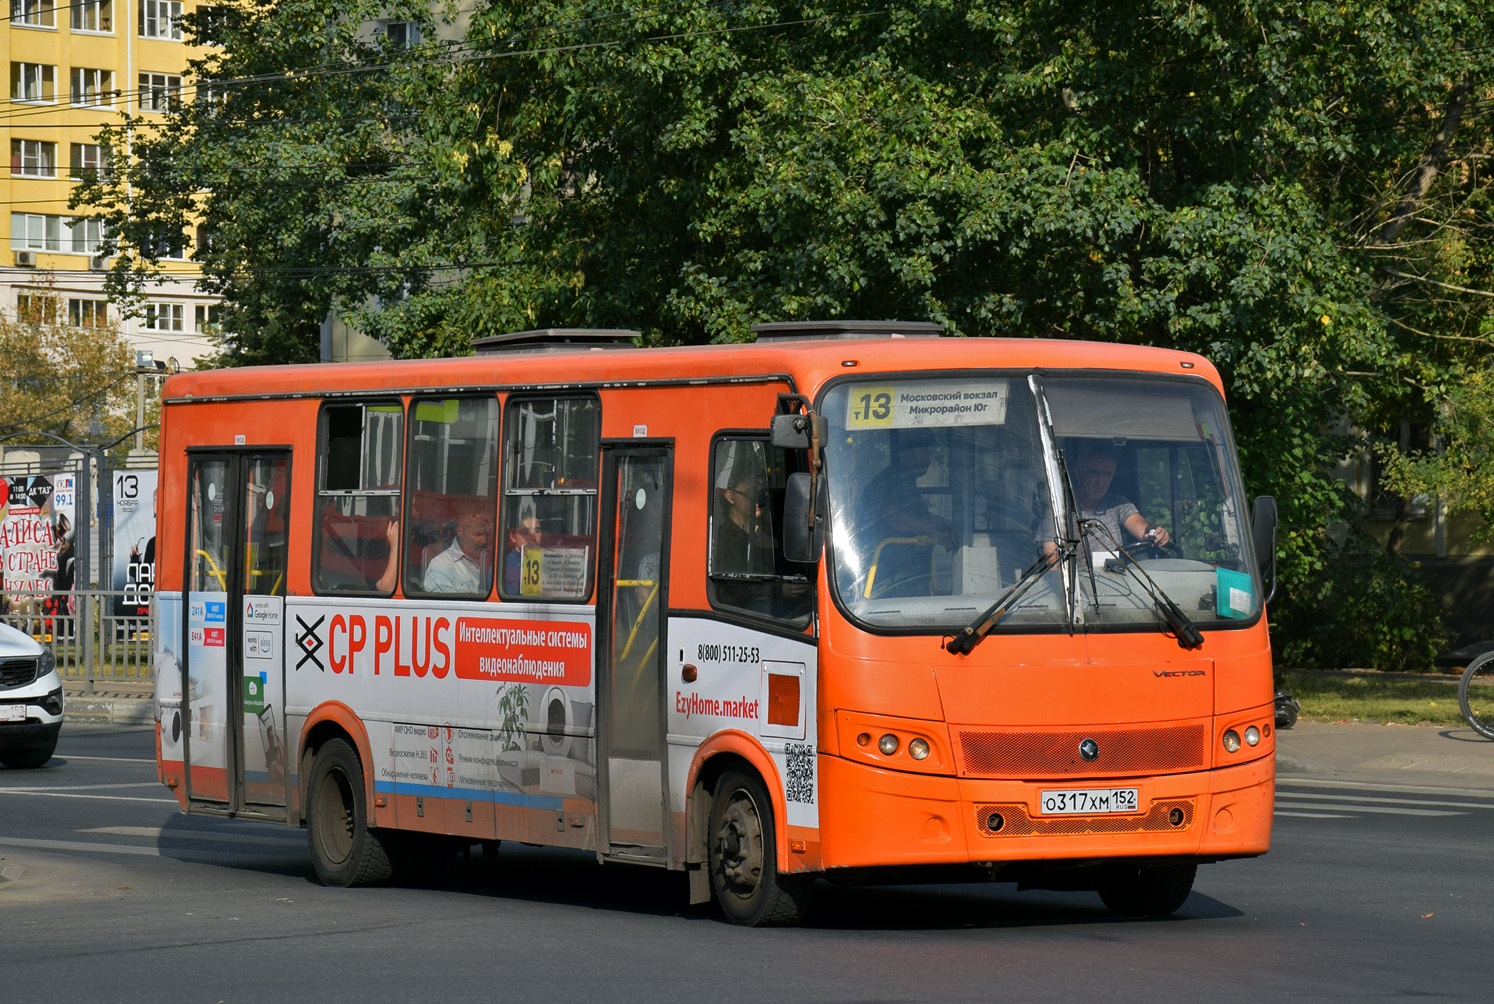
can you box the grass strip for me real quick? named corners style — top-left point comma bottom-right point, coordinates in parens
top-left (1277, 670), bottom-right (1464, 727)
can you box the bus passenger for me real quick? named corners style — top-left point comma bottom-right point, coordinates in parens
top-left (424, 505), bottom-right (491, 593)
top-left (374, 518), bottom-right (399, 592)
top-left (1038, 440), bottom-right (1170, 560)
top-left (503, 511), bottom-right (541, 593)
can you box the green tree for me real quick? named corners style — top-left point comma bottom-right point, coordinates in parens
top-left (77, 1), bottom-right (1494, 668)
top-left (0, 286), bottom-right (136, 446)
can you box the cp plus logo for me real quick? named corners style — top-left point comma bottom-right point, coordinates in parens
top-left (295, 615), bottom-right (326, 671)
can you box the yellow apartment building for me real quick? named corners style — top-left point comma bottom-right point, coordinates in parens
top-left (5, 0), bottom-right (220, 369)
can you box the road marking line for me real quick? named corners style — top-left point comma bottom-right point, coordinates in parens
top-left (1, 782), bottom-right (162, 791)
top-left (1272, 801), bottom-right (1461, 817)
top-left (1277, 777), bottom-right (1494, 799)
top-left (0, 789), bottom-right (178, 804)
top-left (0, 835), bottom-right (302, 864)
top-left (58, 755), bottom-right (157, 764)
top-left (1273, 791), bottom-right (1494, 811)
top-left (82, 826), bottom-right (302, 847)
top-left (1274, 811), bottom-right (1352, 819)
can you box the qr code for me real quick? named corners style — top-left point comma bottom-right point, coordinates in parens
top-left (785, 743), bottom-right (815, 804)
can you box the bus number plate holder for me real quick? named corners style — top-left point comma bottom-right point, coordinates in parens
top-left (1038, 787), bottom-right (1139, 815)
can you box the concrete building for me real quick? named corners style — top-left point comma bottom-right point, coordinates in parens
top-left (5, 0), bottom-right (220, 367)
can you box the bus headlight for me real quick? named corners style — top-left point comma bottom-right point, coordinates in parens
top-left (878, 734), bottom-right (900, 756)
top-left (1244, 725), bottom-right (1261, 746)
top-left (1222, 729), bottom-right (1242, 753)
top-left (908, 738), bottom-right (930, 760)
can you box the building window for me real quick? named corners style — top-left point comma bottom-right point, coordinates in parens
top-left (195, 303), bottom-right (220, 332)
top-left (143, 303), bottom-right (184, 331)
top-left (382, 20), bottom-right (421, 48)
top-left (11, 140), bottom-right (57, 178)
top-left (71, 68), bottom-right (114, 106)
top-left (72, 0), bottom-right (110, 31)
top-left (16, 293), bottom-right (59, 324)
top-left (193, 3), bottom-right (224, 44)
top-left (11, 213), bottom-right (63, 250)
top-left (68, 217), bottom-right (105, 253)
top-left (11, 62), bottom-right (56, 102)
top-left (10, 0), bottom-right (55, 27)
top-left (69, 298), bottom-right (107, 327)
top-left (138, 0), bottom-right (180, 38)
top-left (142, 228), bottom-right (185, 259)
top-left (314, 401), bottom-right (404, 594)
top-left (499, 395), bottom-right (600, 601)
top-left (69, 144), bottom-right (108, 182)
top-left (138, 72), bottom-right (180, 113)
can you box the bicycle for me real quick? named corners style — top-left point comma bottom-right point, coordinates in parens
top-left (1457, 651), bottom-right (1494, 740)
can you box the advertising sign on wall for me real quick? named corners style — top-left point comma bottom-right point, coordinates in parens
top-left (0, 473), bottom-right (77, 596)
top-left (111, 469), bottom-right (158, 617)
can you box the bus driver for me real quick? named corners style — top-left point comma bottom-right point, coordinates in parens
top-left (1038, 440), bottom-right (1170, 560)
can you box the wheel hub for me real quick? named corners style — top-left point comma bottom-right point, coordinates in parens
top-left (716, 792), bottom-right (764, 895)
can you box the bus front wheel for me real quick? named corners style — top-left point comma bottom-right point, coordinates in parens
top-left (708, 768), bottom-right (812, 926)
top-left (1097, 862), bottom-right (1196, 917)
top-left (306, 738), bottom-right (395, 887)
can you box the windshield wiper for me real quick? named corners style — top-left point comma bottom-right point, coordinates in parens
top-left (945, 550), bottom-right (1066, 655)
top-left (1081, 521), bottom-right (1204, 650)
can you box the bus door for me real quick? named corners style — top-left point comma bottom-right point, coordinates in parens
top-left (596, 444), bottom-right (672, 862)
top-left (182, 451), bottom-right (291, 818)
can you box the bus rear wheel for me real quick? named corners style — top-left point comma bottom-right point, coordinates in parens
top-left (708, 768), bottom-right (812, 926)
top-left (306, 738), bottom-right (395, 887)
top-left (1097, 862), bottom-right (1196, 917)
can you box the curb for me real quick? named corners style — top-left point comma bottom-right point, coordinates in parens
top-left (64, 699), bottom-right (155, 726)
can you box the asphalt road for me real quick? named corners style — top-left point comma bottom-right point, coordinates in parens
top-left (3, 724), bottom-right (1492, 1003)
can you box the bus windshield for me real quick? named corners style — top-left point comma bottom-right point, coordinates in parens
top-left (822, 373), bottom-right (1261, 634)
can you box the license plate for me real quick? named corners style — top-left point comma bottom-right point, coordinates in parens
top-left (0, 704), bottom-right (25, 723)
top-left (1039, 787), bottom-right (1139, 815)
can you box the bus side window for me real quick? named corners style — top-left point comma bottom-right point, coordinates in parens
top-left (707, 436), bottom-right (813, 628)
top-left (403, 396), bottom-right (501, 599)
top-left (312, 401), bottom-right (403, 594)
top-left (499, 395), bottom-right (600, 601)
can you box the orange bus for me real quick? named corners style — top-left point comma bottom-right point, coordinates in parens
top-left (152, 322), bottom-right (1277, 925)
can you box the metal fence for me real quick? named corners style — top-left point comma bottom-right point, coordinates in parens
top-left (1, 588), bottom-right (154, 694)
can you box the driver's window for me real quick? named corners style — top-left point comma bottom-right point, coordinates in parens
top-left (707, 437), bottom-right (812, 627)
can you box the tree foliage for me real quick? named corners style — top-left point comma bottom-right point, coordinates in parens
top-left (0, 286), bottom-right (136, 445)
top-left (77, 1), bottom-right (1494, 667)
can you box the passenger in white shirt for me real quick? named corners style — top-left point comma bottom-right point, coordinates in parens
top-left (424, 506), bottom-right (491, 594)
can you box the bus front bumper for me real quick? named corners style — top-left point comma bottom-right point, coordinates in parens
top-left (816, 752), bottom-right (1273, 871)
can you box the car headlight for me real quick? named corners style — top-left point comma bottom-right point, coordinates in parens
top-left (38, 646), bottom-right (56, 677)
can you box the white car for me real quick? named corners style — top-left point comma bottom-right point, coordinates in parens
top-left (0, 621), bottom-right (64, 768)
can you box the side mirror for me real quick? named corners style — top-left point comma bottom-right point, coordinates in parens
top-left (771, 413), bottom-right (824, 450)
top-left (1250, 495), bottom-right (1278, 606)
top-left (782, 472), bottom-right (826, 564)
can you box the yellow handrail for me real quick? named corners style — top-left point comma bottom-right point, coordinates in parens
top-left (863, 535), bottom-right (938, 598)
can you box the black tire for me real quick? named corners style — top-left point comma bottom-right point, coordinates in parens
top-left (708, 768), bottom-right (813, 926)
top-left (306, 738), bottom-right (395, 886)
top-left (0, 736), bottom-right (56, 769)
top-left (1097, 862), bottom-right (1196, 918)
top-left (1458, 652), bottom-right (1494, 741)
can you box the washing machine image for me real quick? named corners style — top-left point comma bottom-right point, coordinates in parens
top-left (155, 647), bottom-right (184, 762)
top-left (526, 685), bottom-right (596, 799)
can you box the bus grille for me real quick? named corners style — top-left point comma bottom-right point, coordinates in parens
top-left (0, 658), bottom-right (40, 689)
top-left (975, 799), bottom-right (1195, 837)
top-left (955, 724), bottom-right (1208, 778)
